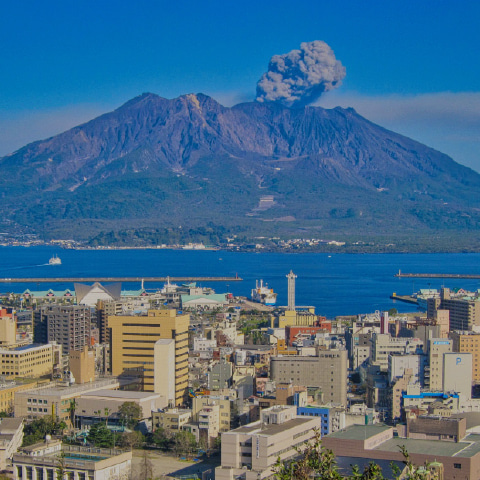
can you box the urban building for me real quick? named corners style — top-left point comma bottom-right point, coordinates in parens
top-left (323, 424), bottom-right (480, 479)
top-left (443, 352), bottom-right (473, 401)
top-left (34, 305), bottom-right (92, 354)
top-left (370, 333), bottom-right (423, 371)
top-left (75, 282), bottom-right (122, 307)
top-left (0, 343), bottom-right (62, 379)
top-left (0, 309), bottom-right (16, 347)
top-left (13, 441), bottom-right (131, 480)
top-left (208, 358), bottom-right (233, 391)
top-left (69, 346), bottom-right (96, 384)
top-left (109, 309), bottom-right (189, 405)
top-left (0, 380), bottom-right (41, 414)
top-left (192, 394), bottom-right (233, 432)
top-left (215, 405), bottom-right (321, 480)
top-left (152, 408), bottom-right (192, 432)
top-left (429, 288), bottom-right (480, 331)
top-left (450, 331), bottom-right (480, 383)
top-left (14, 377), bottom-right (122, 425)
top-left (76, 390), bottom-right (165, 427)
top-left (426, 338), bottom-right (452, 391)
top-left (297, 405), bottom-right (345, 436)
top-left (0, 418), bottom-right (23, 470)
top-left (270, 350), bottom-right (347, 405)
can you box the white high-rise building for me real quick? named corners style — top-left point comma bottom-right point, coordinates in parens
top-left (286, 270), bottom-right (297, 310)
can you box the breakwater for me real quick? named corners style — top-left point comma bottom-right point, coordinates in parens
top-left (0, 276), bottom-right (242, 283)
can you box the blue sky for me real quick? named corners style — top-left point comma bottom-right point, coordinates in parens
top-left (1, 0), bottom-right (479, 171)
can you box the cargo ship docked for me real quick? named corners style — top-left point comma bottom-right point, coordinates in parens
top-left (251, 280), bottom-right (277, 306)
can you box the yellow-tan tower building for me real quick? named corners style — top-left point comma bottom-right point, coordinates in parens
top-left (109, 309), bottom-right (189, 405)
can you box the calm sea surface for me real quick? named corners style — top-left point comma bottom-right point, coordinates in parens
top-left (0, 247), bottom-right (480, 318)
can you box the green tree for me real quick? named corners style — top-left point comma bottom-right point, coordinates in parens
top-left (172, 430), bottom-right (197, 457)
top-left (149, 427), bottom-right (173, 451)
top-left (118, 430), bottom-right (144, 449)
top-left (87, 423), bottom-right (114, 448)
top-left (23, 416), bottom-right (67, 446)
top-left (67, 400), bottom-right (77, 428)
top-left (118, 401), bottom-right (142, 428)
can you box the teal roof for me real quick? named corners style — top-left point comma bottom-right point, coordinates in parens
top-left (121, 289), bottom-right (147, 296)
top-left (181, 294), bottom-right (227, 303)
top-left (22, 289), bottom-right (74, 298)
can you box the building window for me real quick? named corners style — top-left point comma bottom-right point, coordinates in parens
top-left (454, 463), bottom-right (462, 469)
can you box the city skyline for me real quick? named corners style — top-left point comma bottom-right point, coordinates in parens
top-left (1, 1), bottom-right (479, 171)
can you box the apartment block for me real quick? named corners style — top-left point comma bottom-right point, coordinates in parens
top-left (152, 408), bottom-right (192, 432)
top-left (109, 309), bottom-right (189, 405)
top-left (34, 305), bottom-right (92, 354)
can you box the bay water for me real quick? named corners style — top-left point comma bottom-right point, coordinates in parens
top-left (1, 247), bottom-right (480, 318)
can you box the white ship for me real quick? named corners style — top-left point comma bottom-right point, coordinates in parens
top-left (48, 254), bottom-right (61, 265)
top-left (251, 280), bottom-right (277, 306)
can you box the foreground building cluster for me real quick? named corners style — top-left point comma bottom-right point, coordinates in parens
top-left (2, 276), bottom-right (480, 477)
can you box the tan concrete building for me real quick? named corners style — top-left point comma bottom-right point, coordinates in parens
top-left (109, 309), bottom-right (189, 405)
top-left (0, 380), bottom-right (41, 414)
top-left (152, 408), bottom-right (192, 432)
top-left (13, 441), bottom-right (131, 480)
top-left (272, 308), bottom-right (318, 328)
top-left (0, 418), bottom-right (24, 470)
top-left (69, 346), bottom-right (95, 384)
top-left (450, 331), bottom-right (480, 383)
top-left (427, 338), bottom-right (452, 391)
top-left (14, 377), bottom-right (121, 425)
top-left (76, 389), bottom-right (166, 426)
top-left (215, 405), bottom-right (321, 480)
top-left (270, 350), bottom-right (348, 405)
top-left (0, 343), bottom-right (61, 379)
top-left (0, 310), bottom-right (16, 347)
top-left (192, 395), bottom-right (232, 432)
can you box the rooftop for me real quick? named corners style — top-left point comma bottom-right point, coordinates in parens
top-left (80, 389), bottom-right (159, 400)
top-left (326, 425), bottom-right (392, 441)
top-left (231, 417), bottom-right (315, 436)
top-left (16, 378), bottom-right (120, 398)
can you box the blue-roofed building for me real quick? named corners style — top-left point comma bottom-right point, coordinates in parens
top-left (297, 405), bottom-right (345, 436)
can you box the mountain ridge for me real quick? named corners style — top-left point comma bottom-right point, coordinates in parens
top-left (1, 92), bottom-right (480, 246)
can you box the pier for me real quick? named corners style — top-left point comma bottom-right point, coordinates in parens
top-left (390, 293), bottom-right (418, 305)
top-left (395, 271), bottom-right (480, 279)
top-left (0, 276), bottom-right (242, 284)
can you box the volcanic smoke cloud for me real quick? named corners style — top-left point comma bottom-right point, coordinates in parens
top-left (256, 40), bottom-right (346, 108)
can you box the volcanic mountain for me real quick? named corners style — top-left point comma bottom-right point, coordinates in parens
top-left (1, 92), bottom-right (480, 246)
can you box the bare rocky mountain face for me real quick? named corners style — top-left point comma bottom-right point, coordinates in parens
top-left (1, 93), bottom-right (480, 245)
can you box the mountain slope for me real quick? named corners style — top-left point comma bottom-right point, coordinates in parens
top-left (1, 93), bottom-right (480, 244)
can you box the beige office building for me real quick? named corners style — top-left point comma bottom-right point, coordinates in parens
top-left (109, 309), bottom-right (189, 405)
top-left (216, 406), bottom-right (321, 480)
top-left (427, 338), bottom-right (452, 391)
top-left (0, 343), bottom-right (61, 379)
top-left (270, 350), bottom-right (348, 405)
top-left (450, 331), bottom-right (480, 383)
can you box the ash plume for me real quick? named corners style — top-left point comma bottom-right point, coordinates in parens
top-left (255, 40), bottom-right (346, 108)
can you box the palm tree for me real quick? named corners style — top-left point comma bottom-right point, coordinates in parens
top-left (104, 407), bottom-right (111, 426)
top-left (67, 400), bottom-right (77, 429)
